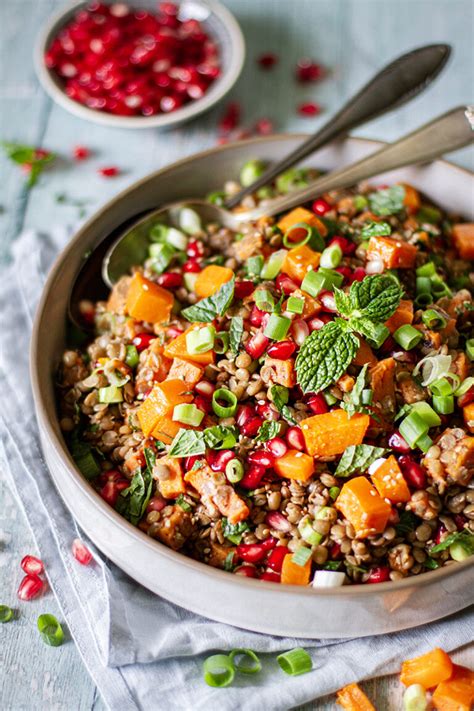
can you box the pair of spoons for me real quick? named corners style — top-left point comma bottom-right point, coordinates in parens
top-left (70, 43), bottom-right (473, 328)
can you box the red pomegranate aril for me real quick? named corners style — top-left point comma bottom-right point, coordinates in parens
top-left (248, 450), bottom-right (275, 468)
top-left (266, 546), bottom-right (290, 572)
top-left (245, 331), bottom-right (270, 359)
top-left (73, 145), bottom-right (90, 160)
top-left (366, 566), bottom-right (391, 584)
top-left (291, 318), bottom-right (309, 346)
top-left (276, 274), bottom-right (298, 295)
top-left (207, 449), bottom-right (235, 472)
top-left (298, 101), bottom-right (321, 117)
top-left (167, 326), bottom-right (184, 339)
top-left (236, 404), bottom-right (254, 427)
top-left (20, 555), bottom-right (44, 576)
top-left (330, 542), bottom-right (342, 560)
top-left (454, 514), bottom-right (467, 530)
top-left (218, 101), bottom-right (240, 134)
top-left (350, 267), bottom-right (366, 283)
top-left (146, 495), bottom-right (167, 513)
top-left (17, 574), bottom-right (44, 601)
top-left (183, 259), bottom-right (201, 273)
top-left (312, 198), bottom-right (331, 215)
top-left (194, 380), bottom-right (215, 399)
top-left (308, 316), bottom-right (327, 331)
top-left (330, 236), bottom-right (356, 255)
top-left (249, 305), bottom-right (267, 327)
top-left (100, 479), bottom-right (129, 507)
top-left (267, 340), bottom-right (296, 360)
top-left (398, 455), bottom-right (427, 488)
top-left (256, 401), bottom-right (279, 420)
top-left (234, 564), bottom-right (257, 578)
top-left (234, 280), bottom-right (255, 299)
top-left (240, 464), bottom-right (266, 490)
top-left (286, 426), bottom-right (305, 451)
top-left (458, 387), bottom-right (474, 408)
top-left (255, 117), bottom-right (274, 135)
top-left (265, 512), bottom-right (292, 533)
top-left (296, 59), bottom-right (324, 82)
top-left (98, 166), bottom-right (119, 177)
top-left (434, 524), bottom-right (447, 546)
top-left (236, 537), bottom-right (276, 563)
top-left (388, 431), bottom-right (411, 454)
top-left (257, 52), bottom-right (278, 69)
top-left (186, 239), bottom-right (204, 258)
top-left (194, 394), bottom-right (212, 413)
top-left (307, 393), bottom-right (329, 415)
top-left (157, 271), bottom-right (183, 289)
top-left (260, 571), bottom-right (280, 582)
top-left (133, 333), bottom-right (156, 352)
top-left (319, 291), bottom-right (337, 313)
top-left (72, 538), bottom-right (93, 565)
top-left (241, 417), bottom-right (264, 437)
top-left (335, 266), bottom-right (352, 282)
top-left (265, 437), bottom-right (288, 458)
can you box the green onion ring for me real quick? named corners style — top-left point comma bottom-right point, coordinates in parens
top-left (203, 654), bottom-right (235, 687)
top-left (214, 332), bottom-right (230, 355)
top-left (37, 614), bottom-right (65, 647)
top-left (229, 648), bottom-right (262, 674)
top-left (0, 605), bottom-right (14, 623)
top-left (212, 389), bottom-right (238, 418)
top-left (277, 648), bottom-right (313, 676)
top-left (283, 222), bottom-right (313, 248)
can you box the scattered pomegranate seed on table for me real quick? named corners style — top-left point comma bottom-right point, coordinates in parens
top-left (254, 117), bottom-right (274, 135)
top-left (257, 52), bottom-right (279, 69)
top-left (73, 145), bottom-right (90, 160)
top-left (296, 58), bottom-right (325, 82)
top-left (98, 166), bottom-right (120, 177)
top-left (218, 101), bottom-right (241, 135)
top-left (297, 101), bottom-right (321, 117)
top-left (20, 555), bottom-right (44, 576)
top-left (72, 539), bottom-right (93, 565)
top-left (17, 574), bottom-right (44, 601)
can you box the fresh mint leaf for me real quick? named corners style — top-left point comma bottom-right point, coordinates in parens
top-left (222, 518), bottom-right (250, 544)
top-left (169, 429), bottom-right (206, 457)
top-left (204, 425), bottom-right (238, 450)
top-left (430, 530), bottom-right (474, 555)
top-left (360, 221), bottom-right (391, 239)
top-left (229, 316), bottom-right (244, 355)
top-left (116, 447), bottom-right (155, 525)
top-left (296, 320), bottom-right (359, 393)
top-left (368, 185), bottom-right (405, 216)
top-left (333, 287), bottom-right (352, 317)
top-left (335, 444), bottom-right (387, 477)
top-left (255, 420), bottom-right (281, 442)
top-left (349, 317), bottom-right (390, 349)
top-left (224, 551), bottom-right (237, 571)
top-left (341, 364), bottom-right (370, 418)
top-left (423, 557), bottom-right (440, 570)
top-left (270, 385), bottom-right (297, 424)
top-left (348, 275), bottom-right (403, 323)
top-left (181, 277), bottom-right (235, 322)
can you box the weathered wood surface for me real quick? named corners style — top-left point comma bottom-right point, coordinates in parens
top-left (1, 0), bottom-right (473, 708)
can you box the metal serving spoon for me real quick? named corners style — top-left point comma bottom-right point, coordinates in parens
top-left (69, 44), bottom-right (451, 326)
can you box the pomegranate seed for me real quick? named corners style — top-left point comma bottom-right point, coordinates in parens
top-left (194, 394), bottom-right (212, 413)
top-left (236, 404), bottom-right (254, 427)
top-left (398, 456), bottom-right (427, 488)
top-left (20, 555), bottom-right (44, 576)
top-left (434, 524), bottom-right (447, 546)
top-left (257, 52), bottom-right (278, 69)
top-left (245, 331), bottom-right (270, 359)
top-left (379, 335), bottom-right (396, 355)
top-left (276, 273), bottom-right (298, 295)
top-left (183, 259), bottom-right (201, 273)
top-left (308, 316), bottom-right (327, 331)
top-left (267, 341), bottom-right (296, 360)
top-left (335, 266), bottom-right (352, 282)
top-left (98, 166), bottom-right (119, 177)
top-left (98, 469), bottom-right (123, 486)
top-left (388, 431), bottom-right (411, 454)
top-left (156, 272), bottom-right (182, 289)
top-left (265, 437), bottom-right (288, 458)
top-left (330, 542), bottom-right (342, 559)
top-left (366, 566), bottom-right (391, 584)
top-left (458, 387), bottom-right (474, 408)
top-left (218, 101), bottom-right (241, 134)
top-left (73, 145), bottom-right (90, 160)
top-left (249, 305), bottom-right (267, 327)
top-left (266, 546), bottom-right (290, 572)
top-left (207, 449), bottom-right (235, 472)
top-left (34, 148), bottom-right (51, 160)
top-left (256, 401), bottom-right (279, 420)
top-left (330, 236), bottom-right (356, 255)
top-left (194, 380), bottom-right (215, 399)
top-left (264, 511), bottom-right (292, 533)
top-left (454, 514), bottom-right (467, 530)
top-left (72, 539), bottom-right (93, 565)
top-left (255, 117), bottom-right (274, 135)
top-left (260, 571), bottom-right (280, 582)
top-left (297, 102), bottom-right (321, 117)
top-left (291, 318), bottom-right (309, 346)
top-left (17, 574), bottom-right (44, 601)
top-left (241, 417), bottom-right (264, 437)
top-left (234, 280), bottom-right (255, 299)
top-left (234, 564), bottom-right (257, 578)
top-left (296, 59), bottom-right (324, 83)
top-left (349, 267), bottom-right (366, 283)
top-left (286, 426), bottom-right (305, 451)
top-left (167, 326), bottom-right (184, 339)
top-left (319, 291), bottom-right (337, 312)
top-left (307, 393), bottom-right (329, 415)
top-left (312, 198), bottom-right (331, 215)
top-left (248, 450), bottom-right (275, 467)
top-left (236, 538), bottom-right (276, 563)
top-left (146, 495), bottom-right (167, 512)
top-left (240, 464), bottom-right (266, 489)
top-left (100, 479), bottom-right (129, 507)
top-left (133, 333), bottom-right (156, 352)
top-left (186, 239), bottom-right (204, 258)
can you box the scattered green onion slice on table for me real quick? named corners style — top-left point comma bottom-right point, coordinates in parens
top-left (0, 605), bottom-right (13, 623)
top-left (277, 648), bottom-right (313, 676)
top-left (264, 314), bottom-right (291, 340)
top-left (212, 389), bottom-right (238, 418)
top-left (225, 458), bottom-right (244, 483)
top-left (37, 614), bottom-right (65, 647)
top-left (172, 404), bottom-right (205, 426)
top-left (203, 654), bottom-right (235, 687)
top-left (229, 648), bottom-right (262, 674)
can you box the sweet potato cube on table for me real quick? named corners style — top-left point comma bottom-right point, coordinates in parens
top-left (164, 324), bottom-right (215, 365)
top-left (366, 236), bottom-right (417, 269)
top-left (185, 464), bottom-right (249, 525)
top-left (281, 553), bottom-right (312, 586)
top-left (385, 299), bottom-right (414, 334)
top-left (274, 450), bottom-right (314, 481)
top-left (400, 648), bottom-right (453, 689)
top-left (336, 683), bottom-right (376, 711)
top-left (282, 244), bottom-right (321, 284)
top-left (137, 379), bottom-right (192, 437)
top-left (300, 409), bottom-right (370, 458)
top-left (194, 265), bottom-right (234, 299)
top-left (167, 357), bottom-right (204, 387)
top-left (371, 455), bottom-right (411, 503)
top-left (125, 272), bottom-right (174, 323)
top-left (335, 477), bottom-right (391, 538)
top-left (277, 206), bottom-right (328, 237)
top-left (452, 223), bottom-right (474, 260)
top-left (432, 665), bottom-right (474, 711)
top-left (154, 456), bottom-right (186, 499)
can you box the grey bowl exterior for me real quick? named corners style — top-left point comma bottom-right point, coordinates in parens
top-left (31, 135), bottom-right (474, 638)
top-left (34, 0), bottom-right (245, 129)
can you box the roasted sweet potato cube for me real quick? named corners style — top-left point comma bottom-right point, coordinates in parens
top-left (335, 477), bottom-right (391, 538)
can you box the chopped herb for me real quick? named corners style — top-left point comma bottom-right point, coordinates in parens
top-left (169, 429), bottom-right (206, 457)
top-left (229, 316), bottom-right (244, 356)
top-left (116, 448), bottom-right (154, 525)
top-left (395, 511), bottom-right (417, 536)
top-left (204, 425), bottom-right (238, 450)
top-left (255, 420), bottom-right (281, 442)
top-left (423, 557), bottom-right (440, 570)
top-left (360, 221), bottom-right (391, 239)
top-left (70, 430), bottom-right (101, 479)
top-left (368, 185), bottom-right (405, 216)
top-left (224, 551), bottom-right (236, 571)
top-left (341, 365), bottom-right (372, 418)
top-left (323, 561), bottom-right (342, 571)
top-left (430, 530), bottom-right (474, 555)
top-left (176, 494), bottom-right (192, 512)
top-left (181, 277), bottom-right (235, 322)
top-left (222, 518), bottom-right (250, 544)
top-left (270, 385), bottom-right (297, 424)
top-left (335, 444), bottom-right (387, 477)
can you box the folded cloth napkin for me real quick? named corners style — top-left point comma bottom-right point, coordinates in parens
top-left (1, 228), bottom-right (473, 711)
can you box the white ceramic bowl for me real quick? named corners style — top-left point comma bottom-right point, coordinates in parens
top-left (34, 0), bottom-right (245, 129)
top-left (31, 135), bottom-right (474, 638)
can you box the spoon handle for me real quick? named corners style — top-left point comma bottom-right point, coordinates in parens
top-left (224, 44), bottom-right (451, 209)
top-left (236, 106), bottom-right (474, 223)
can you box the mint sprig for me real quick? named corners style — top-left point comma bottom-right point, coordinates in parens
top-left (335, 444), bottom-right (387, 477)
top-left (116, 448), bottom-right (155, 524)
top-left (341, 365), bottom-right (371, 418)
top-left (368, 185), bottom-right (405, 216)
top-left (229, 316), bottom-right (244, 355)
top-left (181, 277), bottom-right (235, 322)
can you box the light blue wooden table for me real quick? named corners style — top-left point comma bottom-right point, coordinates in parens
top-left (1, 1), bottom-right (473, 708)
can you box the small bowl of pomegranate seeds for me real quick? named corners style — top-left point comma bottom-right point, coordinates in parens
top-left (35, 1), bottom-right (245, 128)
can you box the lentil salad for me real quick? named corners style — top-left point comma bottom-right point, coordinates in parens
top-left (57, 161), bottom-right (474, 587)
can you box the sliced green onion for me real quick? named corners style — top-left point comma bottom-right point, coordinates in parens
top-left (361, 388), bottom-right (373, 405)
top-left (276, 167), bottom-right (309, 194)
top-left (264, 313), bottom-right (291, 340)
top-left (37, 614), bottom-right (65, 647)
top-left (414, 293), bottom-right (432, 308)
top-left (416, 276), bottom-right (432, 295)
top-left (125, 344), bottom-right (139, 369)
top-left (167, 226), bottom-right (189, 250)
top-left (286, 296), bottom-right (304, 314)
top-left (149, 242), bottom-right (175, 274)
top-left (0, 605), bottom-right (13, 623)
top-left (429, 378), bottom-right (454, 396)
top-left (277, 648), bottom-right (313, 676)
top-left (319, 244), bottom-right (342, 269)
top-left (467, 338), bottom-right (474, 362)
top-left (203, 654), bottom-right (235, 688)
top-left (432, 394), bottom-right (454, 415)
top-left (416, 433), bottom-right (433, 453)
top-left (450, 541), bottom-right (473, 562)
top-left (422, 309), bottom-right (447, 330)
top-left (399, 411), bottom-right (430, 449)
top-left (246, 255), bottom-right (264, 277)
top-left (291, 545), bottom-right (313, 566)
top-left (98, 385), bottom-right (123, 404)
top-left (283, 222), bottom-right (313, 248)
top-left (207, 190), bottom-right (226, 206)
top-left (301, 267), bottom-right (343, 297)
top-left (172, 404), bottom-right (205, 426)
top-left (393, 324), bottom-right (422, 351)
top-left (186, 325), bottom-right (216, 354)
top-left (240, 159), bottom-right (265, 187)
top-left (411, 402), bottom-right (442, 427)
top-left (255, 289), bottom-right (275, 312)
top-left (329, 486), bottom-right (340, 500)
top-left (413, 354), bottom-right (452, 387)
top-left (260, 249), bottom-right (288, 279)
top-left (212, 389), bottom-right (238, 418)
top-left (417, 205), bottom-right (441, 225)
top-left (353, 195), bottom-right (368, 212)
top-left (403, 683), bottom-right (428, 711)
top-left (225, 458), bottom-right (244, 483)
top-left (214, 332), bottom-right (229, 355)
top-left (416, 262), bottom-right (436, 278)
top-left (257, 186), bottom-right (274, 199)
top-left (229, 648), bottom-right (262, 674)
top-left (298, 517), bottom-right (323, 546)
top-left (149, 222), bottom-right (168, 242)
top-left (71, 437), bottom-right (101, 479)
top-left (455, 377), bottom-right (474, 396)
top-left (323, 390), bottom-right (338, 406)
top-left (367, 323), bottom-right (390, 349)
top-left (183, 272), bottom-right (198, 291)
top-left (179, 207), bottom-right (201, 235)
